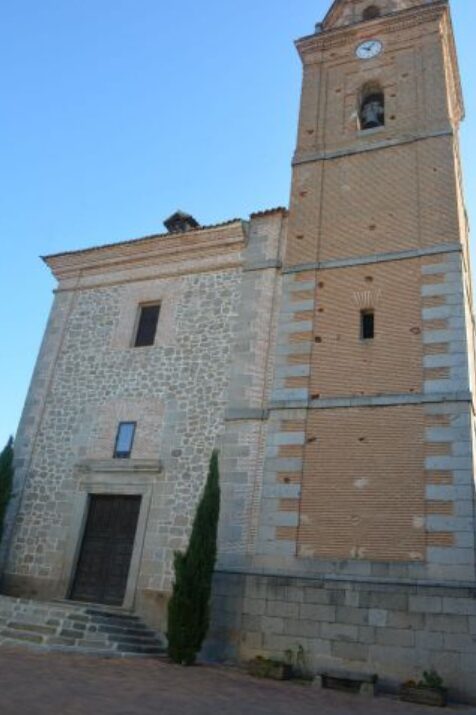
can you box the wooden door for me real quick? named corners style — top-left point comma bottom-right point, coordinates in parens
top-left (70, 495), bottom-right (141, 606)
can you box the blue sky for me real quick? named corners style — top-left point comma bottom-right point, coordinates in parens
top-left (0, 0), bottom-right (475, 448)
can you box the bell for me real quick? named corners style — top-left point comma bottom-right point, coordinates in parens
top-left (360, 94), bottom-right (385, 130)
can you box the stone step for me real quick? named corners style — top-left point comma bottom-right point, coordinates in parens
top-left (0, 595), bottom-right (166, 658)
top-left (108, 633), bottom-right (163, 646)
top-left (4, 622), bottom-right (57, 636)
top-left (85, 608), bottom-right (140, 623)
top-left (93, 624), bottom-right (156, 637)
top-left (0, 629), bottom-right (44, 644)
top-left (86, 615), bottom-right (145, 630)
top-left (116, 643), bottom-right (165, 654)
top-left (86, 616), bottom-right (150, 630)
top-left (99, 630), bottom-right (160, 645)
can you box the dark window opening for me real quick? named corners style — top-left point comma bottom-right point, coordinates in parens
top-left (134, 304), bottom-right (160, 347)
top-left (363, 5), bottom-right (381, 21)
top-left (359, 86), bottom-right (385, 130)
top-left (114, 422), bottom-right (136, 459)
top-left (361, 311), bottom-right (375, 340)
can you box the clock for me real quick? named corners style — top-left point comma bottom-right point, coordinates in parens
top-left (356, 39), bottom-right (383, 60)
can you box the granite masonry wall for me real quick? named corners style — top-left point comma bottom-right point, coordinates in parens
top-left (206, 572), bottom-right (476, 703)
top-left (4, 270), bottom-right (240, 599)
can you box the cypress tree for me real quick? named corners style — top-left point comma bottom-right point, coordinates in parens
top-left (167, 449), bottom-right (220, 665)
top-left (0, 437), bottom-right (14, 542)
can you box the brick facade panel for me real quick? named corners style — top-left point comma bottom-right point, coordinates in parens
top-left (299, 406), bottom-right (426, 561)
top-left (310, 259), bottom-right (423, 397)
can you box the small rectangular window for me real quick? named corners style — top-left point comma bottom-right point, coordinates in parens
top-left (113, 422), bottom-right (136, 459)
top-left (134, 304), bottom-right (160, 347)
top-left (361, 310), bottom-right (375, 340)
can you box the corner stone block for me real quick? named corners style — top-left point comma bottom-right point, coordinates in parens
top-left (376, 628), bottom-right (415, 648)
top-left (284, 280), bottom-right (316, 294)
top-left (262, 484), bottom-right (301, 499)
top-left (442, 598), bottom-right (476, 616)
top-left (256, 541), bottom-right (297, 556)
top-left (409, 595), bottom-right (443, 614)
top-left (368, 609), bottom-right (388, 627)
top-left (266, 600), bottom-right (300, 619)
top-left (271, 389), bottom-right (309, 403)
top-left (263, 512), bottom-right (299, 528)
top-left (426, 515), bottom-right (473, 532)
top-left (267, 431), bottom-right (306, 446)
top-left (444, 633), bottom-right (476, 653)
top-left (415, 631), bottom-right (444, 651)
top-left (321, 622), bottom-right (358, 642)
top-left (300, 604), bottom-right (336, 622)
top-left (243, 599), bottom-right (266, 617)
top-left (331, 641), bottom-right (370, 662)
top-left (427, 547), bottom-right (474, 566)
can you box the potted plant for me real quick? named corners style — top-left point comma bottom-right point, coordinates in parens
top-left (400, 670), bottom-right (448, 707)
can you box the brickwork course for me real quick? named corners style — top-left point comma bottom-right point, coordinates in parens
top-left (2, 0), bottom-right (476, 705)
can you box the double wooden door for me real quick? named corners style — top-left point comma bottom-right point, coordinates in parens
top-left (71, 495), bottom-right (141, 606)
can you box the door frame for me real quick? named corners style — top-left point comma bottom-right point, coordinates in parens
top-left (60, 469), bottom-right (155, 610)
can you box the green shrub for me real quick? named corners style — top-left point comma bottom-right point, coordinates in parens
top-left (0, 437), bottom-right (14, 542)
top-left (419, 670), bottom-right (445, 690)
top-left (167, 449), bottom-right (220, 665)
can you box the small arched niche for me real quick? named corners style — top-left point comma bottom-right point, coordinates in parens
top-left (362, 5), bottom-right (381, 21)
top-left (359, 82), bottom-right (385, 130)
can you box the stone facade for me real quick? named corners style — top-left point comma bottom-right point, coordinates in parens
top-left (2, 0), bottom-right (476, 704)
top-left (2, 222), bottom-right (250, 622)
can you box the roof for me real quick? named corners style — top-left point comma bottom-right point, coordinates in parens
top-left (41, 207), bottom-right (288, 263)
top-left (250, 207), bottom-right (288, 219)
top-left (41, 217), bottom-right (243, 262)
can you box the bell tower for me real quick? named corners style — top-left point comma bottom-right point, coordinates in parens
top-left (272, 0), bottom-right (475, 580)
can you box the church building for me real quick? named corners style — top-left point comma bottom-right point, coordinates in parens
top-left (2, 0), bottom-right (476, 700)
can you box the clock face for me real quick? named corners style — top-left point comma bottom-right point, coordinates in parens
top-left (356, 39), bottom-right (383, 60)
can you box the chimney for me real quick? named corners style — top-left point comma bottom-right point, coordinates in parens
top-left (164, 211), bottom-right (200, 234)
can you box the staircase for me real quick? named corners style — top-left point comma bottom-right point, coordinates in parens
top-left (0, 595), bottom-right (165, 657)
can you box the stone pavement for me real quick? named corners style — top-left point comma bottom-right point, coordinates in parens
top-left (0, 648), bottom-right (475, 715)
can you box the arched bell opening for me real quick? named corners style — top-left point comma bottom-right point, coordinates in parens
top-left (359, 83), bottom-right (385, 130)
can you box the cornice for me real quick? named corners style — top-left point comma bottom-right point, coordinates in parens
top-left (53, 257), bottom-right (244, 294)
top-left (44, 221), bottom-right (247, 281)
top-left (296, 1), bottom-right (448, 57)
top-left (76, 458), bottom-right (163, 475)
top-left (293, 128), bottom-right (454, 166)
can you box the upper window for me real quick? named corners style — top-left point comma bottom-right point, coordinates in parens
top-left (134, 304), bottom-right (160, 347)
top-left (361, 310), bottom-right (375, 340)
top-left (359, 83), bottom-right (385, 130)
top-left (362, 5), bottom-right (381, 21)
top-left (114, 422), bottom-right (136, 459)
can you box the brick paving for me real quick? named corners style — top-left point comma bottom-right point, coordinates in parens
top-left (0, 648), bottom-right (475, 715)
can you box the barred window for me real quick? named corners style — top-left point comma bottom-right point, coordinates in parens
top-left (134, 304), bottom-right (160, 347)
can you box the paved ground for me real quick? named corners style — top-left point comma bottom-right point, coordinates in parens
top-left (0, 648), bottom-right (475, 715)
